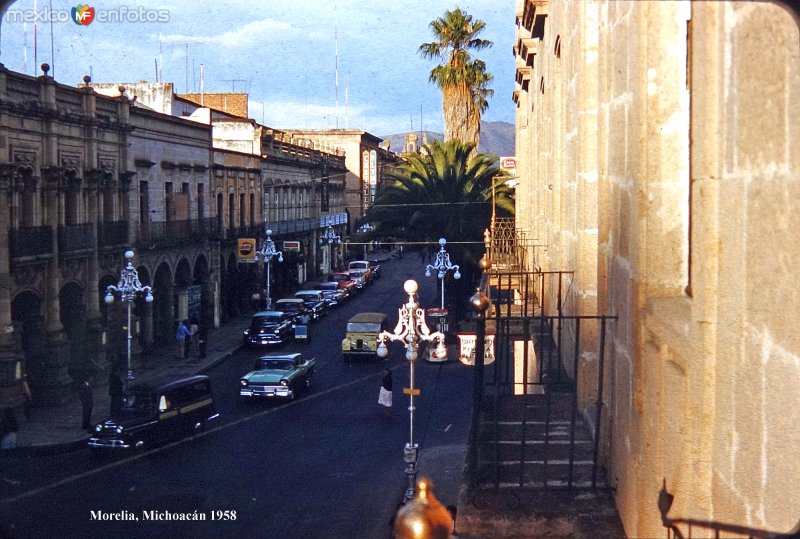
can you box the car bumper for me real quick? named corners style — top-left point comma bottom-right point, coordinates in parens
top-left (240, 386), bottom-right (294, 398)
top-left (246, 337), bottom-right (284, 347)
top-left (88, 437), bottom-right (130, 449)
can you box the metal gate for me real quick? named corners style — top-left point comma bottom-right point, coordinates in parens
top-left (470, 270), bottom-right (616, 492)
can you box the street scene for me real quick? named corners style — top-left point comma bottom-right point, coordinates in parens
top-left (0, 254), bottom-right (474, 538)
top-left (1, 1), bottom-right (800, 538)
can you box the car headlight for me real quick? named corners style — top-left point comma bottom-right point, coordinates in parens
top-left (240, 380), bottom-right (248, 387)
top-left (116, 426), bottom-right (123, 434)
top-left (280, 379), bottom-right (288, 387)
top-left (95, 424), bottom-right (102, 432)
top-left (243, 329), bottom-right (250, 336)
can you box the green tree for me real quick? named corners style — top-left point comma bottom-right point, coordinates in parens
top-left (419, 8), bottom-right (494, 150)
top-left (364, 139), bottom-right (513, 316)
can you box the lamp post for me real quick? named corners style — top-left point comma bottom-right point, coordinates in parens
top-left (258, 228), bottom-right (283, 310)
top-left (357, 223), bottom-right (373, 259)
top-left (104, 250), bottom-right (153, 390)
top-left (424, 238), bottom-right (461, 310)
top-left (320, 225), bottom-right (341, 276)
top-left (377, 280), bottom-right (448, 502)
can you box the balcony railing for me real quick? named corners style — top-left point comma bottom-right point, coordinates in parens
top-left (98, 221), bottom-right (128, 248)
top-left (58, 223), bottom-right (94, 253)
top-left (9, 226), bottom-right (53, 258)
top-left (137, 217), bottom-right (219, 248)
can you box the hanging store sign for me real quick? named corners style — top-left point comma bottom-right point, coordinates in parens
top-left (283, 241), bottom-right (301, 252)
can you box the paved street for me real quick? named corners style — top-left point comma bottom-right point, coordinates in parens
top-left (0, 255), bottom-right (473, 539)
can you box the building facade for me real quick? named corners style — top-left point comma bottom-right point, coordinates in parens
top-left (0, 69), bottom-right (348, 412)
top-left (513, 1), bottom-right (800, 537)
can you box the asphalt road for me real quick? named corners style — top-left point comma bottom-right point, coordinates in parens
top-left (0, 254), bottom-right (473, 539)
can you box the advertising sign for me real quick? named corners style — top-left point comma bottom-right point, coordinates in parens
top-left (283, 241), bottom-right (301, 252)
top-left (237, 238), bottom-right (256, 263)
top-left (457, 334), bottom-right (496, 365)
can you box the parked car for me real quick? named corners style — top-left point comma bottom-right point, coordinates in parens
top-left (330, 272), bottom-right (358, 295)
top-left (348, 269), bottom-right (369, 289)
top-left (316, 281), bottom-right (349, 306)
top-left (274, 298), bottom-right (311, 325)
top-left (294, 290), bottom-right (328, 320)
top-left (242, 311), bottom-right (293, 347)
top-left (239, 353), bottom-right (316, 400)
top-left (348, 261), bottom-right (374, 284)
top-left (88, 375), bottom-right (218, 451)
top-left (369, 260), bottom-right (382, 278)
top-left (342, 312), bottom-right (389, 360)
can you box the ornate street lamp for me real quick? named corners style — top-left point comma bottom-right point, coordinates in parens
top-left (320, 225), bottom-right (341, 275)
top-left (258, 228), bottom-right (283, 310)
top-left (424, 238), bottom-right (461, 310)
top-left (104, 250), bottom-right (153, 389)
top-left (319, 224), bottom-right (341, 245)
top-left (376, 280), bottom-right (448, 501)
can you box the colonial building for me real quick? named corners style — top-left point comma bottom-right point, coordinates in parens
top-left (0, 69), bottom-right (348, 412)
top-left (510, 1), bottom-right (800, 537)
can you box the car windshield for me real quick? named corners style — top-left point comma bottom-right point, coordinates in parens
top-left (349, 272), bottom-right (362, 279)
top-left (252, 315), bottom-right (281, 327)
top-left (277, 303), bottom-right (301, 312)
top-left (347, 322), bottom-right (381, 333)
top-left (120, 394), bottom-right (154, 414)
top-left (259, 360), bottom-right (293, 370)
top-left (332, 274), bottom-right (347, 282)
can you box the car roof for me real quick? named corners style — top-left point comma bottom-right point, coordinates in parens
top-left (295, 290), bottom-right (323, 294)
top-left (253, 311), bottom-right (284, 317)
top-left (276, 298), bottom-right (305, 303)
top-left (129, 374), bottom-right (210, 393)
top-left (347, 312), bottom-right (388, 323)
top-left (257, 353), bottom-right (302, 361)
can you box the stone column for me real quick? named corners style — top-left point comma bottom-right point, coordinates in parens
top-left (84, 169), bottom-right (105, 373)
top-left (41, 166), bottom-right (72, 405)
top-left (0, 165), bottom-right (25, 408)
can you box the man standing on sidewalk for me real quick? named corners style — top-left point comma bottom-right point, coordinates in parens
top-left (78, 380), bottom-right (93, 433)
top-left (108, 367), bottom-right (123, 418)
top-left (175, 319), bottom-right (192, 359)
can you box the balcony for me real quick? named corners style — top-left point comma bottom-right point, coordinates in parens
top-left (58, 223), bottom-right (94, 254)
top-left (137, 218), bottom-right (219, 248)
top-left (9, 226), bottom-right (53, 259)
top-left (98, 221), bottom-right (128, 248)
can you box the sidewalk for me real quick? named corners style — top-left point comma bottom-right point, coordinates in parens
top-left (13, 314), bottom-right (251, 454)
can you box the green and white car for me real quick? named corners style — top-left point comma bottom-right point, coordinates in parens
top-left (239, 353), bottom-right (316, 400)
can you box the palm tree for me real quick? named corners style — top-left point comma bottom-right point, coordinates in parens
top-left (419, 8), bottom-right (494, 150)
top-left (364, 139), bottom-right (513, 315)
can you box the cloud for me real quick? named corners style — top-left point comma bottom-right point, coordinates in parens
top-left (248, 98), bottom-right (441, 137)
top-left (156, 18), bottom-right (295, 47)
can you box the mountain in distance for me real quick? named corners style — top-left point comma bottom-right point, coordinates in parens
top-left (380, 120), bottom-right (515, 158)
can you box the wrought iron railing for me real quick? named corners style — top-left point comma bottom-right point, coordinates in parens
top-left (659, 482), bottom-right (800, 538)
top-left (137, 217), bottom-right (219, 247)
top-left (98, 221), bottom-right (128, 247)
top-left (58, 223), bottom-right (94, 253)
top-left (9, 226), bottom-right (53, 258)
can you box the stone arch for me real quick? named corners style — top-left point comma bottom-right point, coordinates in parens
top-left (59, 281), bottom-right (87, 380)
top-left (11, 291), bottom-right (45, 385)
top-left (153, 262), bottom-right (173, 345)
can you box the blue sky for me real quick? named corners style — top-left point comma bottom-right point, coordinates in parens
top-left (0, 0), bottom-right (516, 136)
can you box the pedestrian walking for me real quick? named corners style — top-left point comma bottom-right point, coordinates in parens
top-left (78, 380), bottom-right (93, 432)
top-left (108, 366), bottom-right (123, 418)
top-left (379, 367), bottom-right (393, 416)
top-left (21, 375), bottom-right (31, 420)
top-left (198, 322), bottom-right (208, 359)
top-left (175, 319), bottom-right (192, 359)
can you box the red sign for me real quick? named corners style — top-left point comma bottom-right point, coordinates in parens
top-left (283, 241), bottom-right (301, 252)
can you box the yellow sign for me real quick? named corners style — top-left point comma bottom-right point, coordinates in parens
top-left (237, 238), bottom-right (256, 263)
top-left (403, 388), bottom-right (421, 396)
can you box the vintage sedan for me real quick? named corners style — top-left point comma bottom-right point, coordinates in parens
top-left (239, 353), bottom-right (316, 400)
top-left (294, 290), bottom-right (328, 320)
top-left (330, 272), bottom-right (358, 295)
top-left (89, 375), bottom-right (218, 451)
top-left (242, 311), bottom-right (293, 347)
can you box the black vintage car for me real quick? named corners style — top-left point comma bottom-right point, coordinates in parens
top-left (242, 310), bottom-right (293, 347)
top-left (88, 375), bottom-right (218, 451)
